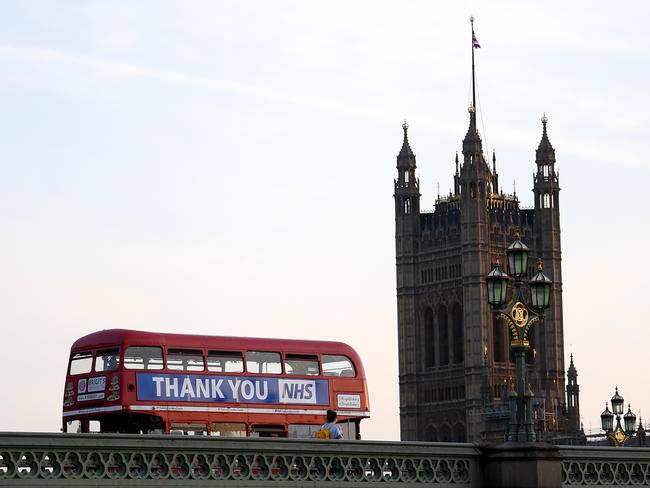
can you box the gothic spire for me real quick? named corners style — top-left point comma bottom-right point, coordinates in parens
top-left (397, 119), bottom-right (416, 170)
top-left (568, 353), bottom-right (576, 374)
top-left (536, 113), bottom-right (556, 164)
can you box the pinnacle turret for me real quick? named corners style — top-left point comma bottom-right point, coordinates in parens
top-left (536, 113), bottom-right (555, 164)
top-left (568, 353), bottom-right (577, 377)
top-left (397, 120), bottom-right (416, 170)
top-left (492, 149), bottom-right (499, 194)
top-left (462, 105), bottom-right (484, 156)
top-left (394, 120), bottom-right (419, 197)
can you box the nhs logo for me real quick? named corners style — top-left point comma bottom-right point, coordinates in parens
top-left (278, 379), bottom-right (317, 404)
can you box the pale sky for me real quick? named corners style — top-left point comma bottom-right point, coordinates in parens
top-left (1, 1), bottom-right (648, 440)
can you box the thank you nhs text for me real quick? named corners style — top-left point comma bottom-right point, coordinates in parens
top-left (136, 373), bottom-right (329, 405)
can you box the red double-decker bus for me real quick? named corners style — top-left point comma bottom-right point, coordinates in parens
top-left (62, 329), bottom-right (369, 439)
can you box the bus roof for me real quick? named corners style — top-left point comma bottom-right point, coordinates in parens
top-left (71, 329), bottom-right (365, 375)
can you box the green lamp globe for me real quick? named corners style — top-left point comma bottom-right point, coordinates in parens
top-left (486, 258), bottom-right (509, 306)
top-left (506, 232), bottom-right (529, 280)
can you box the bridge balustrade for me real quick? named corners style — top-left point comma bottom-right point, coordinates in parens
top-left (5, 433), bottom-right (650, 486)
top-left (560, 445), bottom-right (650, 486)
top-left (0, 432), bottom-right (481, 486)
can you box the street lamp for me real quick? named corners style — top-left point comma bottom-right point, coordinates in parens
top-left (601, 387), bottom-right (637, 446)
top-left (486, 231), bottom-right (552, 442)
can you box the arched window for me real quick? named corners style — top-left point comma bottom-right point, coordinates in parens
top-left (404, 198), bottom-right (411, 214)
top-left (438, 306), bottom-right (449, 366)
top-left (451, 303), bottom-right (463, 364)
top-left (424, 308), bottom-right (435, 368)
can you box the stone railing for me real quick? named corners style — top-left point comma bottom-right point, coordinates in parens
top-left (560, 445), bottom-right (650, 486)
top-left (0, 432), bottom-right (481, 486)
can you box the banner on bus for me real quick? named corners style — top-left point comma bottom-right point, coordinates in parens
top-left (136, 373), bottom-right (329, 405)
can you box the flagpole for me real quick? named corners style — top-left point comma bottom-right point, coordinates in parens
top-left (470, 15), bottom-right (476, 123)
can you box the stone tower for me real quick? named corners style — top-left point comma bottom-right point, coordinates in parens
top-left (566, 354), bottom-right (580, 434)
top-left (393, 30), bottom-right (570, 442)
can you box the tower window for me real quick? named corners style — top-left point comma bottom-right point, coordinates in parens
top-left (438, 306), bottom-right (449, 366)
top-left (404, 198), bottom-right (411, 214)
top-left (451, 303), bottom-right (463, 364)
top-left (404, 171), bottom-right (409, 183)
top-left (424, 308), bottom-right (435, 368)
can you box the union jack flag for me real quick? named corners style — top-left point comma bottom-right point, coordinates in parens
top-left (472, 33), bottom-right (481, 49)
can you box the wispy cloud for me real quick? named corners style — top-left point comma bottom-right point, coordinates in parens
top-left (0, 43), bottom-right (398, 125)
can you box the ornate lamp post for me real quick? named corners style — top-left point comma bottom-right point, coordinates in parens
top-left (486, 232), bottom-right (552, 442)
top-left (600, 388), bottom-right (637, 446)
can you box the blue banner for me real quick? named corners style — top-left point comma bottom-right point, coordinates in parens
top-left (136, 373), bottom-right (329, 405)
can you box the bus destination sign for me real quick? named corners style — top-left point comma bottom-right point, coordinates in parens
top-left (136, 373), bottom-right (329, 405)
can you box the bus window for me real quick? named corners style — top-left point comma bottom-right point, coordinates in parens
top-left (70, 352), bottom-right (93, 375)
top-left (124, 346), bottom-right (163, 370)
top-left (170, 423), bottom-right (207, 435)
top-left (95, 348), bottom-right (120, 372)
top-left (207, 351), bottom-right (244, 373)
top-left (251, 425), bottom-right (286, 438)
top-left (284, 355), bottom-right (319, 376)
top-left (210, 422), bottom-right (247, 437)
top-left (246, 351), bottom-right (282, 374)
top-left (288, 424), bottom-right (321, 439)
top-left (89, 420), bottom-right (101, 433)
top-left (65, 420), bottom-right (82, 433)
top-left (167, 349), bottom-right (204, 371)
top-left (322, 355), bottom-right (356, 377)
